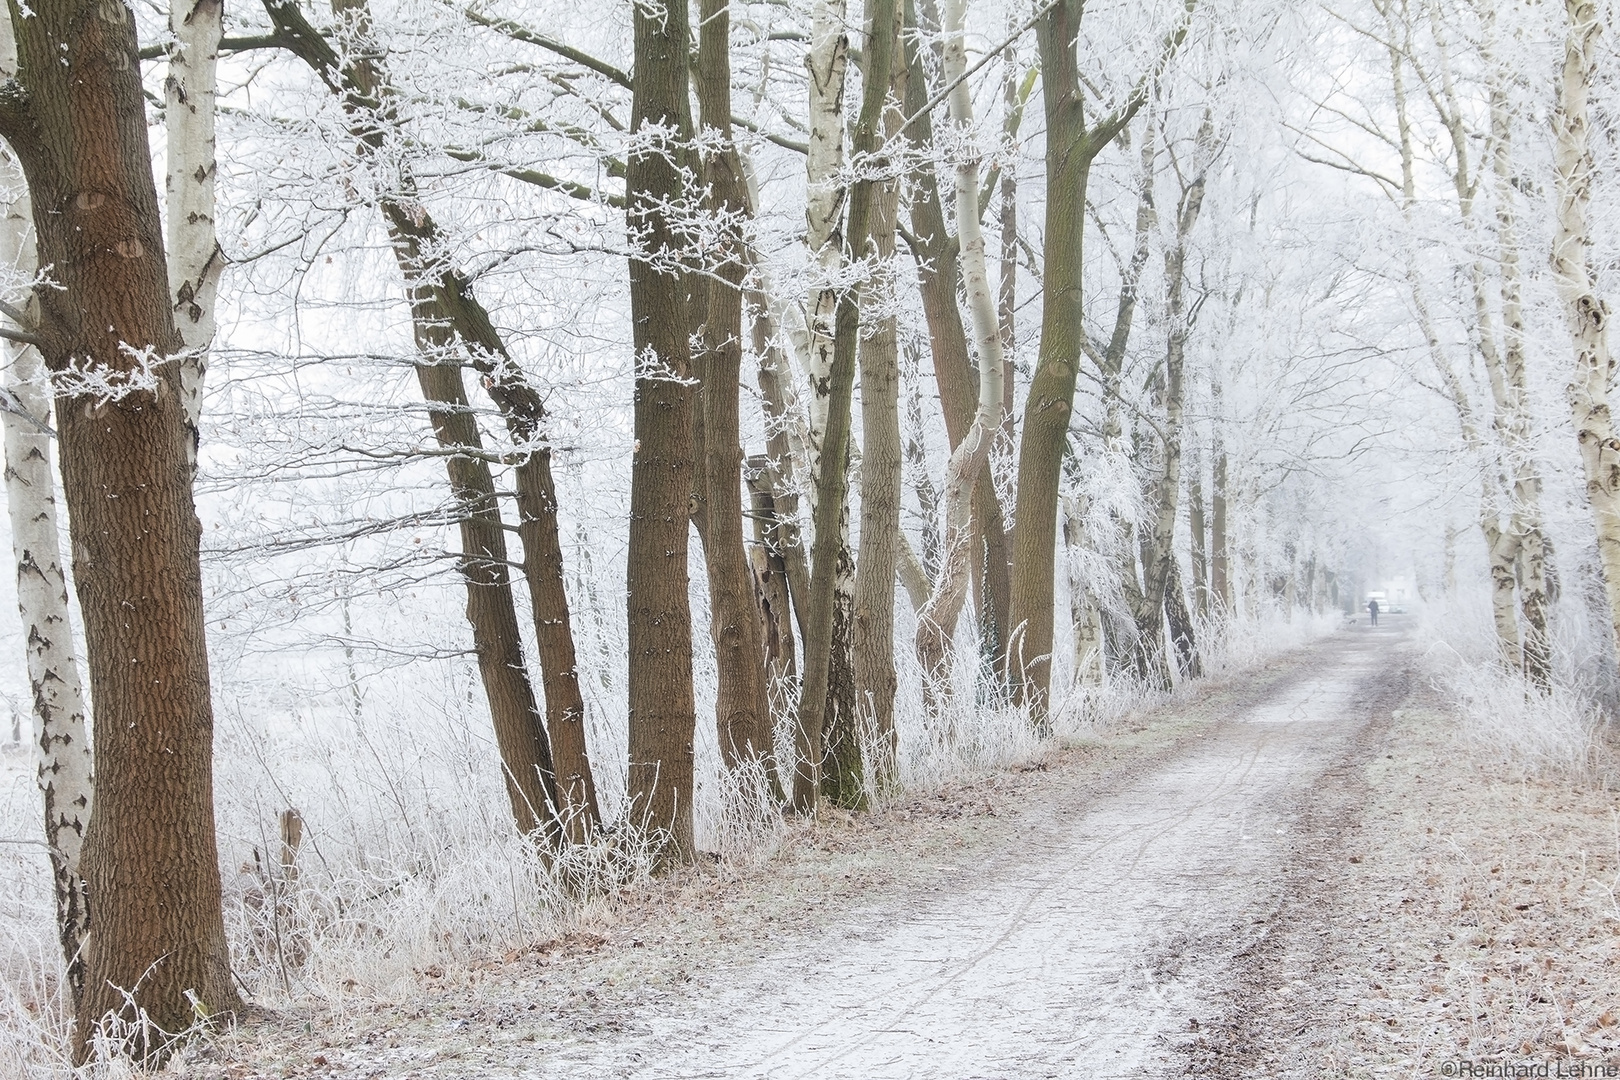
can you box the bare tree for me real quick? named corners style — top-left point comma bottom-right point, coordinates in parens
top-left (696, 0), bottom-right (776, 790)
top-left (266, 0), bottom-right (589, 843)
top-left (852, 0), bottom-right (908, 792)
top-left (626, 0), bottom-right (700, 858)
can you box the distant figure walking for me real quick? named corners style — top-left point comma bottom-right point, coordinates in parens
top-left (1367, 598), bottom-right (1380, 627)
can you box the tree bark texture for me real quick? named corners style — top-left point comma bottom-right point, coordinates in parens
top-left (1422, 5), bottom-right (1554, 685)
top-left (1551, 0), bottom-right (1620, 666)
top-left (625, 0), bottom-right (700, 858)
top-left (1009, 0), bottom-right (1190, 714)
top-left (1489, 83), bottom-right (1551, 688)
top-left (1383, 13), bottom-right (1526, 675)
top-left (1139, 129), bottom-right (1209, 683)
top-left (0, 0), bottom-right (241, 1053)
top-left (164, 0), bottom-right (222, 459)
top-left (851, 0), bottom-right (907, 796)
top-left (696, 0), bottom-right (775, 787)
top-left (1210, 385), bottom-right (1231, 612)
top-left (911, 0), bottom-right (1008, 706)
top-left (1188, 444), bottom-right (1208, 619)
top-left (1062, 497), bottom-right (1104, 687)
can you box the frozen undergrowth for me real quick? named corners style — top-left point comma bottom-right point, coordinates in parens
top-left (1416, 593), bottom-right (1617, 784)
top-left (0, 606), bottom-right (1341, 1077)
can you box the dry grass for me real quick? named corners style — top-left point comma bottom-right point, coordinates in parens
top-left (1206, 700), bottom-right (1620, 1076)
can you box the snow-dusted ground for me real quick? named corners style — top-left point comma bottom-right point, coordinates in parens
top-left (174, 625), bottom-right (1415, 1079)
top-left (537, 634), bottom-right (1394, 1079)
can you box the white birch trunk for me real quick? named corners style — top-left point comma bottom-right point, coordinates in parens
top-left (1063, 497), bottom-right (1104, 688)
top-left (165, 0), bottom-right (224, 458)
top-left (804, 0), bottom-right (849, 457)
top-left (0, 141), bottom-right (93, 998)
top-left (1551, 0), bottom-right (1620, 661)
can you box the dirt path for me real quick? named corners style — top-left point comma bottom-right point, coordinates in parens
top-left (183, 628), bottom-right (1418, 1079)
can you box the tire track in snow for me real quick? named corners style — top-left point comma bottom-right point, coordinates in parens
top-left (547, 630), bottom-right (1409, 1079)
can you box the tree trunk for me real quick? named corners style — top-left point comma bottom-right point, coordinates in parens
top-left (1139, 123), bottom-right (1210, 682)
top-left (1005, 0), bottom-right (1095, 712)
top-left (745, 466), bottom-right (798, 698)
top-left (1062, 497), bottom-right (1104, 687)
top-left (412, 356), bottom-right (565, 843)
top-left (696, 0), bottom-right (775, 788)
top-left (1421, 2), bottom-right (1554, 686)
top-left (795, 0), bottom-right (897, 813)
top-left (1188, 444), bottom-right (1209, 619)
top-left (743, 259), bottom-right (811, 645)
top-left (1165, 560), bottom-right (1201, 679)
top-left (1552, 0), bottom-right (1620, 664)
top-left (1382, 11), bottom-right (1527, 675)
top-left (165, 0), bottom-right (222, 463)
top-left (270, 0), bottom-right (597, 841)
top-left (0, 0), bottom-right (241, 1054)
top-left (852, 0), bottom-right (907, 796)
top-left (625, 0), bottom-right (700, 859)
top-left (912, 0), bottom-right (1008, 706)
top-left (0, 169), bottom-right (91, 1009)
top-left (900, 0), bottom-right (1013, 681)
top-left (795, 0), bottom-right (864, 811)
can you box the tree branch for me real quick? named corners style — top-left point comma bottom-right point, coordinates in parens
top-left (441, 147), bottom-right (626, 208)
top-left (0, 325), bottom-right (43, 348)
top-left (460, 6), bottom-right (633, 88)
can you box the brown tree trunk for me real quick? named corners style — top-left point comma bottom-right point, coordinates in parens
top-left (1009, 2), bottom-right (1187, 711)
top-left (744, 269), bottom-right (811, 645)
top-left (696, 0), bottom-right (775, 788)
top-left (626, 0), bottom-right (699, 858)
top-left (852, 0), bottom-right (907, 797)
top-left (411, 357), bottom-right (563, 842)
top-left (0, 0), bottom-right (240, 1056)
top-left (745, 467), bottom-right (798, 695)
top-left (1165, 560), bottom-right (1201, 679)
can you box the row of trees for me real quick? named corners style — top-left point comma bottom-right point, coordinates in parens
top-left (1, 0), bottom-right (1611, 1064)
top-left (1295, 0), bottom-right (1616, 683)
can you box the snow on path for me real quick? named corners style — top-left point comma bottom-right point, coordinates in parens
top-left (543, 633), bottom-right (1398, 1079)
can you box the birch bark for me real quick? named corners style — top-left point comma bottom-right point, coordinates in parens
top-left (0, 158), bottom-right (91, 1007)
top-left (165, 0), bottom-right (222, 461)
top-left (1551, 0), bottom-right (1620, 661)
